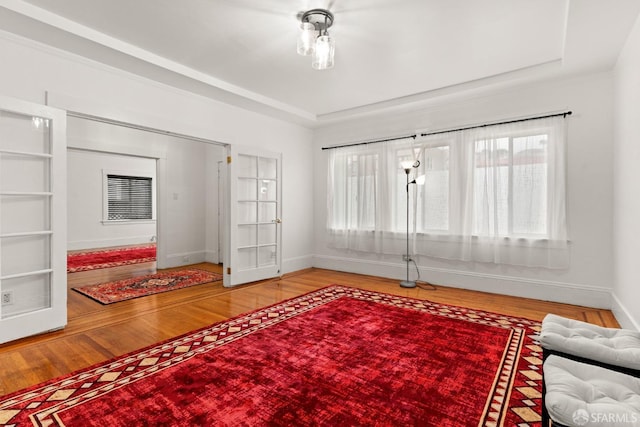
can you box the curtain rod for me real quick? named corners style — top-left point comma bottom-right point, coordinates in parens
top-left (320, 111), bottom-right (572, 151)
top-left (420, 111), bottom-right (572, 138)
top-left (321, 134), bottom-right (417, 150)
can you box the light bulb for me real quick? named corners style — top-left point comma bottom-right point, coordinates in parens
top-left (400, 160), bottom-right (414, 170)
top-left (297, 22), bottom-right (316, 56)
top-left (312, 35), bottom-right (335, 70)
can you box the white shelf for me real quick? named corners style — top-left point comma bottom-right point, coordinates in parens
top-left (0, 269), bottom-right (52, 281)
top-left (0, 230), bottom-right (52, 238)
top-left (0, 149), bottom-right (52, 158)
top-left (0, 192), bottom-right (53, 196)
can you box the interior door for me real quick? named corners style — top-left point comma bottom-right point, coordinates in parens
top-left (224, 145), bottom-right (281, 287)
top-left (0, 95), bottom-right (67, 344)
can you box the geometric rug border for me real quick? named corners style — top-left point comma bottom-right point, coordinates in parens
top-left (0, 285), bottom-right (543, 426)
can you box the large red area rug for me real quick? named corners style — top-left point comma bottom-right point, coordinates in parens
top-left (67, 245), bottom-right (157, 273)
top-left (0, 286), bottom-right (543, 426)
top-left (73, 269), bottom-right (222, 304)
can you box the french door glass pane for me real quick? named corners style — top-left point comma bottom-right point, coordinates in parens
top-left (1, 235), bottom-right (50, 276)
top-left (238, 224), bottom-right (257, 247)
top-left (0, 273), bottom-right (51, 319)
top-left (0, 155), bottom-right (50, 193)
top-left (238, 247), bottom-right (257, 270)
top-left (237, 201), bottom-right (257, 223)
top-left (1, 196), bottom-right (50, 233)
top-left (238, 178), bottom-right (257, 200)
top-left (258, 180), bottom-right (276, 201)
top-left (258, 224), bottom-right (276, 245)
top-left (238, 154), bottom-right (257, 177)
top-left (0, 111), bottom-right (50, 154)
top-left (258, 157), bottom-right (277, 179)
top-left (258, 202), bottom-right (276, 223)
top-left (258, 245), bottom-right (276, 266)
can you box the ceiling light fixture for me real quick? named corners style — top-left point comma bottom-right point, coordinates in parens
top-left (297, 8), bottom-right (335, 70)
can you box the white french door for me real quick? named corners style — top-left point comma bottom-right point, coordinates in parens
top-left (224, 145), bottom-right (282, 287)
top-left (0, 95), bottom-right (67, 344)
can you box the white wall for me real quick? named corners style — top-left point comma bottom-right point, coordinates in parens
top-left (0, 32), bottom-right (315, 274)
top-left (161, 133), bottom-right (215, 267)
top-left (67, 149), bottom-right (156, 250)
top-left (314, 72), bottom-right (615, 309)
top-left (613, 15), bottom-right (640, 330)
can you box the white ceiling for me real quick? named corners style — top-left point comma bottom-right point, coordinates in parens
top-left (0, 0), bottom-right (639, 127)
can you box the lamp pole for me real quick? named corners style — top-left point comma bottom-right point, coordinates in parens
top-left (400, 167), bottom-right (416, 288)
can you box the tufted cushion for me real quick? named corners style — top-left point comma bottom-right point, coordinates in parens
top-left (544, 355), bottom-right (640, 427)
top-left (540, 313), bottom-right (640, 371)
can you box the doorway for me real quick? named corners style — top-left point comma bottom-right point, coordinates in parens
top-left (66, 115), bottom-right (226, 316)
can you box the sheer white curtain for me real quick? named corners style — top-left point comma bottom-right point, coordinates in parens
top-left (413, 116), bottom-right (568, 267)
top-left (326, 138), bottom-right (416, 254)
top-left (327, 115), bottom-right (569, 268)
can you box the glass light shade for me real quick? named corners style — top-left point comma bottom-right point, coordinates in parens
top-left (415, 174), bottom-right (426, 185)
top-left (297, 22), bottom-right (316, 56)
top-left (312, 35), bottom-right (335, 70)
top-left (400, 160), bottom-right (415, 171)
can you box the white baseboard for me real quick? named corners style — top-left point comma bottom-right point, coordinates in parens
top-left (610, 293), bottom-right (640, 331)
top-left (282, 255), bottom-right (313, 274)
top-left (204, 250), bottom-right (219, 264)
top-left (68, 236), bottom-right (156, 250)
top-left (159, 253), bottom-right (311, 275)
top-left (163, 251), bottom-right (207, 269)
top-left (313, 255), bottom-right (612, 309)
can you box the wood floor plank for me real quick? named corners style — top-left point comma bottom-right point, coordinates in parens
top-left (0, 264), bottom-right (619, 397)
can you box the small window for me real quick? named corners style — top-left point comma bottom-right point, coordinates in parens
top-left (106, 174), bottom-right (153, 221)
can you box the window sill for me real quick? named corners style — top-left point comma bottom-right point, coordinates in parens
top-left (102, 220), bottom-right (156, 226)
top-left (327, 228), bottom-right (567, 245)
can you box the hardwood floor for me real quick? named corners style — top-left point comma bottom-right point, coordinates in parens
top-left (0, 264), bottom-right (619, 397)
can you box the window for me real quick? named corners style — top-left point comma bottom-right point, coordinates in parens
top-left (326, 115), bottom-right (568, 268)
top-left (473, 134), bottom-right (548, 237)
top-left (331, 153), bottom-right (379, 231)
top-left (418, 145), bottom-right (450, 232)
top-left (106, 174), bottom-right (153, 221)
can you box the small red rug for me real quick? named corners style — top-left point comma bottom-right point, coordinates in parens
top-left (73, 269), bottom-right (222, 304)
top-left (67, 245), bottom-right (157, 273)
top-left (0, 286), bottom-right (543, 426)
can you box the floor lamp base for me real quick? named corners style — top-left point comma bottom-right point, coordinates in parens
top-left (400, 280), bottom-right (417, 288)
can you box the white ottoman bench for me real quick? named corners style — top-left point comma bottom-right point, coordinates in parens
top-left (543, 355), bottom-right (640, 427)
top-left (540, 313), bottom-right (640, 376)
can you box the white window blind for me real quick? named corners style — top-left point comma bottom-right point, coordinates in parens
top-left (326, 115), bottom-right (568, 268)
top-left (107, 175), bottom-right (153, 221)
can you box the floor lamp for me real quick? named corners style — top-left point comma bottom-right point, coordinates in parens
top-left (400, 160), bottom-right (423, 288)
